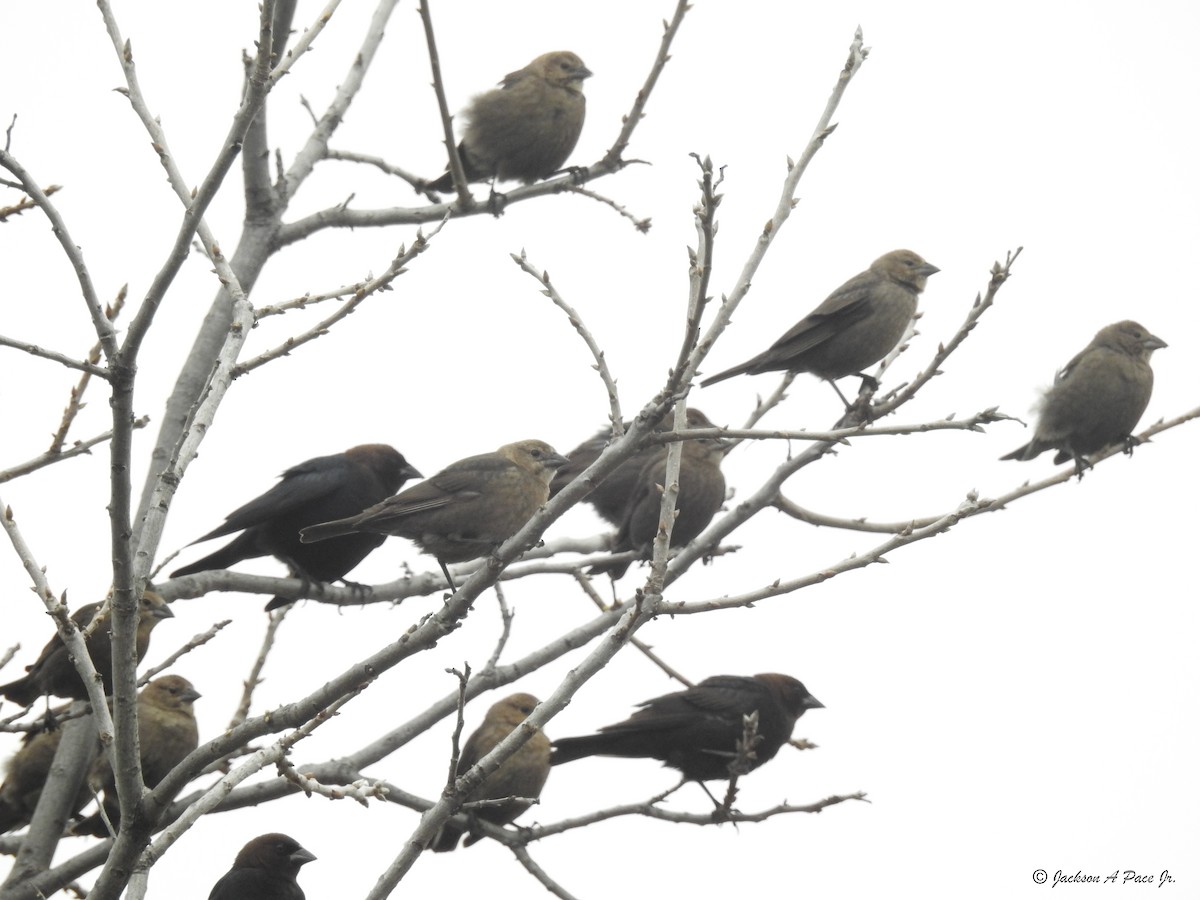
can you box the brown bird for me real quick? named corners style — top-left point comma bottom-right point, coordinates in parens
top-left (701, 250), bottom-right (940, 405)
top-left (0, 724), bottom-right (97, 834)
top-left (72, 674), bottom-right (201, 837)
top-left (300, 440), bottom-right (568, 588)
top-left (1001, 320), bottom-right (1167, 476)
top-left (589, 434), bottom-right (728, 580)
top-left (427, 51), bottom-right (592, 194)
top-left (0, 592), bottom-right (174, 707)
top-left (170, 444), bottom-right (421, 610)
top-left (208, 833), bottom-right (316, 900)
top-left (551, 673), bottom-right (823, 783)
top-left (431, 692), bottom-right (551, 852)
top-left (550, 408), bottom-right (716, 526)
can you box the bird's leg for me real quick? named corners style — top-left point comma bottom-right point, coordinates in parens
top-left (556, 165), bottom-right (590, 185)
top-left (437, 558), bottom-right (457, 595)
top-left (825, 378), bottom-right (854, 410)
top-left (486, 178), bottom-right (508, 217)
top-left (1072, 452), bottom-right (1093, 480)
top-left (1122, 434), bottom-right (1144, 456)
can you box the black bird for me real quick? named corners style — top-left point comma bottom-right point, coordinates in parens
top-left (551, 673), bottom-right (823, 783)
top-left (171, 444), bottom-right (421, 609)
top-left (208, 833), bottom-right (316, 900)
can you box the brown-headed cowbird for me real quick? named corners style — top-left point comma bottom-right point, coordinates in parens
top-left (589, 434), bottom-right (727, 579)
top-left (208, 833), bottom-right (316, 900)
top-left (427, 51), bottom-right (592, 194)
top-left (300, 440), bottom-right (568, 588)
top-left (551, 673), bottom-right (823, 783)
top-left (432, 692), bottom-right (551, 852)
top-left (73, 674), bottom-right (201, 837)
top-left (550, 408), bottom-right (716, 526)
top-left (0, 724), bottom-right (97, 834)
top-left (701, 250), bottom-right (940, 405)
top-left (171, 444), bottom-right (421, 610)
top-left (0, 592), bottom-right (173, 707)
top-left (1001, 320), bottom-right (1167, 475)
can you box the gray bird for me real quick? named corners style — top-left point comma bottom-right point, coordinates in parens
top-left (1001, 320), bottom-right (1166, 476)
top-left (701, 249), bottom-right (939, 406)
top-left (428, 51), bottom-right (592, 193)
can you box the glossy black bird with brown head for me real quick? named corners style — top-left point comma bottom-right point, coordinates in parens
top-left (171, 444), bottom-right (421, 609)
top-left (300, 440), bottom-right (568, 589)
top-left (208, 833), bottom-right (316, 900)
top-left (550, 673), bottom-right (823, 783)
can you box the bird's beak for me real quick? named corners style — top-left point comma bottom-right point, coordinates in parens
top-left (154, 604), bottom-right (175, 619)
top-left (546, 453), bottom-right (571, 470)
top-left (915, 263), bottom-right (940, 277)
top-left (403, 464), bottom-right (424, 480)
top-left (291, 847), bottom-right (317, 865)
top-left (1144, 334), bottom-right (1168, 351)
top-left (805, 695), bottom-right (826, 710)
top-left (575, 65), bottom-right (594, 80)
top-left (183, 688), bottom-right (202, 703)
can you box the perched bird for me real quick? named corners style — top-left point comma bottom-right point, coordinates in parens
top-left (300, 440), bottom-right (568, 588)
top-left (1001, 320), bottom-right (1167, 475)
top-left (208, 833), bottom-right (316, 900)
top-left (0, 723), bottom-right (97, 834)
top-left (550, 408), bottom-right (716, 526)
top-left (0, 592), bottom-right (174, 707)
top-left (589, 435), bottom-right (727, 580)
top-left (427, 51), bottom-right (592, 194)
top-left (431, 692), bottom-right (551, 852)
top-left (73, 675), bottom-right (201, 837)
top-left (551, 673), bottom-right (824, 783)
top-left (170, 444), bottom-right (421, 610)
top-left (701, 250), bottom-right (940, 405)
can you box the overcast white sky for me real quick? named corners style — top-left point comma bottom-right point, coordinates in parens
top-left (2, 1), bottom-right (1198, 898)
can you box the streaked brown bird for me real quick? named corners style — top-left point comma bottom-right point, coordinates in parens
top-left (550, 673), bottom-right (823, 783)
top-left (0, 592), bottom-right (174, 707)
top-left (300, 440), bottom-right (568, 588)
top-left (170, 444), bottom-right (421, 610)
top-left (427, 51), bottom-right (592, 194)
top-left (550, 408), bottom-right (716, 526)
top-left (73, 674), bottom-right (201, 837)
top-left (589, 434), bottom-right (727, 580)
top-left (701, 250), bottom-right (939, 405)
top-left (0, 723), bottom-right (97, 834)
top-left (208, 833), bottom-right (316, 900)
top-left (431, 692), bottom-right (551, 852)
top-left (1001, 320), bottom-right (1167, 476)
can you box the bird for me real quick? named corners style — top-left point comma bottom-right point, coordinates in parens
top-left (701, 249), bottom-right (940, 406)
top-left (551, 673), bottom-right (824, 784)
top-left (589, 434), bottom-right (728, 579)
top-left (550, 408), bottom-right (716, 527)
top-left (170, 444), bottom-right (422, 610)
top-left (300, 440), bottom-right (568, 589)
top-left (431, 692), bottom-right (551, 852)
top-left (1001, 320), bottom-right (1167, 476)
top-left (0, 722), bottom-right (97, 834)
top-left (427, 51), bottom-right (592, 194)
top-left (208, 833), bottom-right (316, 900)
top-left (0, 592), bottom-right (174, 707)
top-left (72, 674), bottom-right (201, 837)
